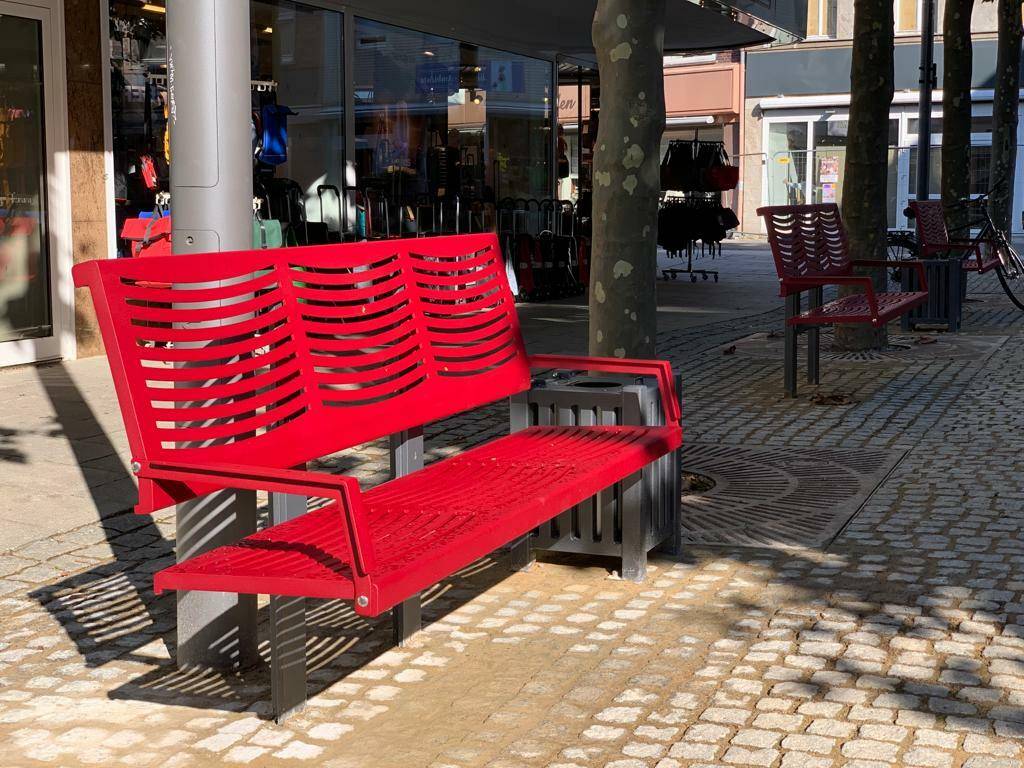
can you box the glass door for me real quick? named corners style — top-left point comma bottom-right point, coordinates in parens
top-left (0, 1), bottom-right (71, 365)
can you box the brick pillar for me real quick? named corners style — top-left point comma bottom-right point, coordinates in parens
top-left (64, 0), bottom-right (108, 357)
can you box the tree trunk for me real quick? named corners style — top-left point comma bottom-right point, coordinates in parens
top-left (989, 0), bottom-right (1022, 234)
top-left (834, 0), bottom-right (895, 352)
top-left (941, 0), bottom-right (974, 234)
top-left (588, 0), bottom-right (666, 359)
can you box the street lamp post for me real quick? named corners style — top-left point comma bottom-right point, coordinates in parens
top-left (166, 0), bottom-right (258, 671)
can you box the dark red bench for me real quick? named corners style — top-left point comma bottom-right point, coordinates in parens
top-left (757, 204), bottom-right (929, 397)
top-left (73, 232), bottom-right (682, 718)
top-left (907, 199), bottom-right (1001, 273)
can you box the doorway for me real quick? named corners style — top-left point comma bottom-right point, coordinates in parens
top-left (0, 0), bottom-right (73, 366)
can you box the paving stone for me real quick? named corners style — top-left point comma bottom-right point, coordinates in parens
top-left (4, 282), bottom-right (1024, 767)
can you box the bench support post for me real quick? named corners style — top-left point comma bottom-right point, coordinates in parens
top-left (784, 294), bottom-right (800, 398)
top-left (389, 427), bottom-right (424, 478)
top-left (392, 595), bottom-right (421, 647)
top-left (175, 493), bottom-right (259, 671)
top-left (510, 535), bottom-right (535, 571)
top-left (620, 471), bottom-right (647, 582)
top-left (389, 428), bottom-right (424, 642)
top-left (269, 491), bottom-right (308, 723)
top-left (807, 288), bottom-right (822, 385)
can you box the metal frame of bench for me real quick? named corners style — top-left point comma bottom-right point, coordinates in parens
top-left (757, 204), bottom-right (930, 397)
top-left (906, 200), bottom-right (1001, 273)
top-left (73, 233), bottom-right (682, 721)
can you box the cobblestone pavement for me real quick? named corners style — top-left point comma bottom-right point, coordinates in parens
top-left (3, 264), bottom-right (1024, 767)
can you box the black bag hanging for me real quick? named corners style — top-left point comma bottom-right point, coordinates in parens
top-left (661, 140), bottom-right (700, 192)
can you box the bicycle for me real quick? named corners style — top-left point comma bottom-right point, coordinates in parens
top-left (889, 181), bottom-right (1024, 310)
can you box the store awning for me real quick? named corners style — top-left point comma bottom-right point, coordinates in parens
top-left (346, 1), bottom-right (777, 63)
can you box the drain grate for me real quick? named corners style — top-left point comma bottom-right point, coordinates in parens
top-left (679, 443), bottom-right (905, 549)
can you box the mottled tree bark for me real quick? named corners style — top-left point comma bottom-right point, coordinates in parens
top-left (834, 0), bottom-right (895, 352)
top-left (589, 0), bottom-right (666, 359)
top-left (989, 0), bottom-right (1022, 233)
top-left (941, 0), bottom-right (974, 234)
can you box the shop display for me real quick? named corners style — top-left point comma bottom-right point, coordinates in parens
top-left (108, 1), bottom-right (564, 273)
top-left (498, 198), bottom-right (586, 301)
top-left (659, 138), bottom-right (739, 283)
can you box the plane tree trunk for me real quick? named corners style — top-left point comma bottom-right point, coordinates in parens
top-left (989, 0), bottom-right (1022, 233)
top-left (588, 0), bottom-right (667, 359)
top-left (941, 0), bottom-right (974, 234)
top-left (834, 0), bottom-right (895, 351)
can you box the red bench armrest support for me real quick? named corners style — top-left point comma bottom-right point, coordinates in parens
top-left (528, 354), bottom-right (681, 425)
top-left (137, 460), bottom-right (376, 577)
top-left (781, 275), bottom-right (880, 317)
top-left (851, 259), bottom-right (929, 291)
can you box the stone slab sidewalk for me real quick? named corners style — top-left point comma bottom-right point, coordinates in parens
top-left (3, 248), bottom-right (1024, 768)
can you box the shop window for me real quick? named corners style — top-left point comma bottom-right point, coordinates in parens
top-left (907, 117), bottom-right (943, 137)
top-left (251, 1), bottom-right (345, 243)
top-left (909, 146), bottom-right (993, 197)
top-left (0, 14), bottom-right (51, 342)
top-left (895, 0), bottom-right (920, 32)
top-left (807, 0), bottom-right (838, 38)
top-left (812, 119), bottom-right (899, 148)
top-left (907, 148), bottom-right (942, 197)
top-left (767, 122), bottom-right (808, 205)
top-left (352, 17), bottom-right (551, 236)
top-left (109, 0), bottom-right (344, 253)
top-left (908, 115), bottom-right (994, 137)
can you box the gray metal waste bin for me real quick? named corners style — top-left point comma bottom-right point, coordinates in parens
top-left (510, 373), bottom-right (681, 581)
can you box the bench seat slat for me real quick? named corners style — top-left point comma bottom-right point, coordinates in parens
top-left (788, 291), bottom-right (929, 326)
top-left (153, 424), bottom-right (682, 614)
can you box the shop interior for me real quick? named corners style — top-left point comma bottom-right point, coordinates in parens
top-left (107, 0), bottom-right (749, 299)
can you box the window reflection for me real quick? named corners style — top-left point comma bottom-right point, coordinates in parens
top-left (0, 15), bottom-right (51, 342)
top-left (353, 18), bottom-right (551, 237)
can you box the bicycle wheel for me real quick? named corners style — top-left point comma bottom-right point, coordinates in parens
top-left (996, 243), bottom-right (1024, 310)
top-left (886, 230), bottom-right (918, 287)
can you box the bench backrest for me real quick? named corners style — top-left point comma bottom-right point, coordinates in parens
top-left (74, 233), bottom-right (530, 475)
top-left (906, 200), bottom-right (949, 247)
top-left (757, 204), bottom-right (851, 290)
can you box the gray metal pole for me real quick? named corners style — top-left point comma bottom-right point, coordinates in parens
top-left (167, 0), bottom-right (258, 670)
top-left (915, 0), bottom-right (937, 200)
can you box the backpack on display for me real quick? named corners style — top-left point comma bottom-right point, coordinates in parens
top-left (258, 104), bottom-right (298, 166)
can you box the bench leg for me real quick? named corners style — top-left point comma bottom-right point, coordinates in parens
top-left (175, 491), bottom-right (259, 671)
top-left (621, 471), bottom-right (647, 583)
top-left (510, 535), bottom-right (535, 571)
top-left (270, 594), bottom-right (306, 723)
top-left (269, 491), bottom-right (308, 723)
top-left (784, 294), bottom-right (799, 398)
top-left (388, 429), bottom-right (425, 646)
top-left (392, 595), bottom-right (422, 648)
top-left (807, 288), bottom-right (822, 385)
top-left (389, 427), bottom-right (424, 479)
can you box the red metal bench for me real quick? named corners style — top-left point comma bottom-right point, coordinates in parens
top-left (757, 204), bottom-right (929, 397)
top-left (906, 199), bottom-right (1001, 273)
top-left (73, 232), bottom-right (681, 718)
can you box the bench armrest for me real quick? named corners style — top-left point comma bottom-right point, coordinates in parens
top-left (528, 354), bottom-right (681, 425)
top-left (851, 259), bottom-right (929, 290)
top-left (921, 241), bottom-right (981, 262)
top-left (782, 275), bottom-right (880, 317)
top-left (137, 459), bottom-right (377, 577)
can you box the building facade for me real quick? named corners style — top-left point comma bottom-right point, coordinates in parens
top-left (738, 0), bottom-right (1022, 235)
top-left (0, 0), bottom-right (778, 370)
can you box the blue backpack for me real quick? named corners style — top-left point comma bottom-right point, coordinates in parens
top-left (259, 104), bottom-right (298, 166)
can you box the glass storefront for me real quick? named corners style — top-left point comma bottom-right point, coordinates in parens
top-left (0, 13), bottom-right (51, 343)
top-left (352, 18), bottom-right (551, 236)
top-left (107, 2), bottom-right (554, 249)
top-left (110, 0), bottom-right (345, 252)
